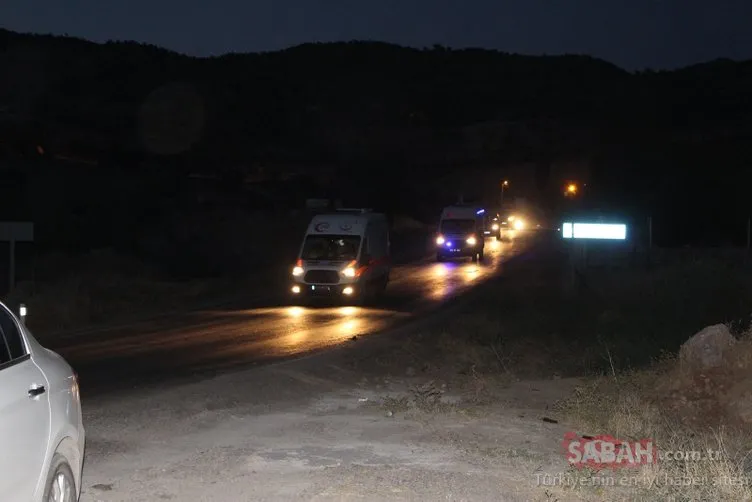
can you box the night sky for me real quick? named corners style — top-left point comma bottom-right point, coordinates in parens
top-left (1, 0), bottom-right (751, 70)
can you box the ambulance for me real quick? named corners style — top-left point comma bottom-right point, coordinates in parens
top-left (291, 209), bottom-right (391, 303)
top-left (435, 205), bottom-right (486, 262)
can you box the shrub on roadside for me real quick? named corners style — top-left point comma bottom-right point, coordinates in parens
top-left (5, 249), bottom-right (215, 334)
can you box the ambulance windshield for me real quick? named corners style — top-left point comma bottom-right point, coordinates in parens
top-left (302, 235), bottom-right (361, 260)
top-left (440, 219), bottom-right (476, 234)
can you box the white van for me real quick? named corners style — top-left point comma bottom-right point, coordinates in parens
top-left (435, 205), bottom-right (486, 262)
top-left (291, 209), bottom-right (391, 302)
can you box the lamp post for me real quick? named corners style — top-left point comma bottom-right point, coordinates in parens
top-left (500, 180), bottom-right (509, 208)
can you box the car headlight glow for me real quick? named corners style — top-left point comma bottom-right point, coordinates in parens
top-left (466, 236), bottom-right (477, 246)
top-left (292, 266), bottom-right (304, 276)
top-left (513, 220), bottom-right (525, 230)
top-left (492, 223), bottom-right (499, 230)
top-left (436, 235), bottom-right (445, 245)
top-left (342, 267), bottom-right (356, 277)
top-left (343, 286), bottom-right (354, 295)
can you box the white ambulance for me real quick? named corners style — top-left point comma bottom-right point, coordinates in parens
top-left (435, 205), bottom-right (486, 262)
top-left (291, 209), bottom-right (391, 303)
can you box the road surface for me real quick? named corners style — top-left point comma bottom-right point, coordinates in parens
top-left (49, 233), bottom-right (539, 395)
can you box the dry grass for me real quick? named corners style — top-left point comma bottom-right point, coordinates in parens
top-left (555, 360), bottom-right (752, 501)
top-left (432, 249), bottom-right (752, 379)
top-left (551, 324), bottom-right (752, 500)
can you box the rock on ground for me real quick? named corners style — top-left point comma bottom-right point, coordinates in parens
top-left (679, 323), bottom-right (736, 370)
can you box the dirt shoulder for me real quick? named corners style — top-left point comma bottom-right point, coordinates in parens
top-left (79, 342), bottom-right (582, 502)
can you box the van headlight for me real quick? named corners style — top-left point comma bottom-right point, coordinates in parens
top-left (342, 267), bottom-right (356, 278)
top-left (436, 235), bottom-right (445, 245)
top-left (466, 236), bottom-right (477, 246)
top-left (292, 266), bottom-right (304, 276)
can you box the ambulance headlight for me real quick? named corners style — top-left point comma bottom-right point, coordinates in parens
top-left (466, 236), bottom-right (477, 246)
top-left (292, 266), bottom-right (304, 276)
top-left (343, 286), bottom-right (354, 295)
top-left (342, 267), bottom-right (356, 278)
top-left (436, 235), bottom-right (445, 245)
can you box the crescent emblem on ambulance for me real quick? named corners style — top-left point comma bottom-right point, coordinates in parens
top-left (314, 222), bottom-right (330, 232)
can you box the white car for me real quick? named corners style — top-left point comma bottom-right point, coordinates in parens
top-left (0, 302), bottom-right (85, 501)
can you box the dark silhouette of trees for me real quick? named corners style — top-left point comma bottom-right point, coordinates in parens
top-left (0, 26), bottom-right (751, 261)
top-left (2, 28), bottom-right (750, 172)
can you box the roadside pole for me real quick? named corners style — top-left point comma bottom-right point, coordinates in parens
top-left (646, 216), bottom-right (653, 268)
top-left (569, 240), bottom-right (577, 291)
top-left (746, 216), bottom-right (750, 264)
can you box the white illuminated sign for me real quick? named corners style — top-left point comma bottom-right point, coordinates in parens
top-left (562, 222), bottom-right (627, 240)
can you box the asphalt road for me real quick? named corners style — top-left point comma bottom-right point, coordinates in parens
top-left (51, 231), bottom-right (540, 396)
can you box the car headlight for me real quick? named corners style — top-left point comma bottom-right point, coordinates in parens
top-left (492, 223), bottom-right (499, 230)
top-left (342, 267), bottom-right (356, 277)
top-left (436, 235), bottom-right (445, 245)
top-left (292, 266), bottom-right (304, 276)
top-left (513, 220), bottom-right (524, 230)
top-left (466, 236), bottom-right (477, 246)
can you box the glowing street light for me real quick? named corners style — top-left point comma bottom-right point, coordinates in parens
top-left (565, 183), bottom-right (578, 196)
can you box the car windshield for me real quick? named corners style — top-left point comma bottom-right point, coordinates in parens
top-left (440, 219), bottom-right (476, 234)
top-left (302, 235), bottom-right (361, 260)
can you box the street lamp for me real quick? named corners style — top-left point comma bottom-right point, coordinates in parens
top-left (500, 180), bottom-right (509, 207)
top-left (565, 183), bottom-right (578, 196)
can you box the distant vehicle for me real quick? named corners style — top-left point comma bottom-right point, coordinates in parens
top-left (0, 302), bottom-right (85, 502)
top-left (483, 212), bottom-right (502, 241)
top-left (291, 209), bottom-right (391, 303)
top-left (508, 214), bottom-right (527, 231)
top-left (436, 205), bottom-right (486, 262)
